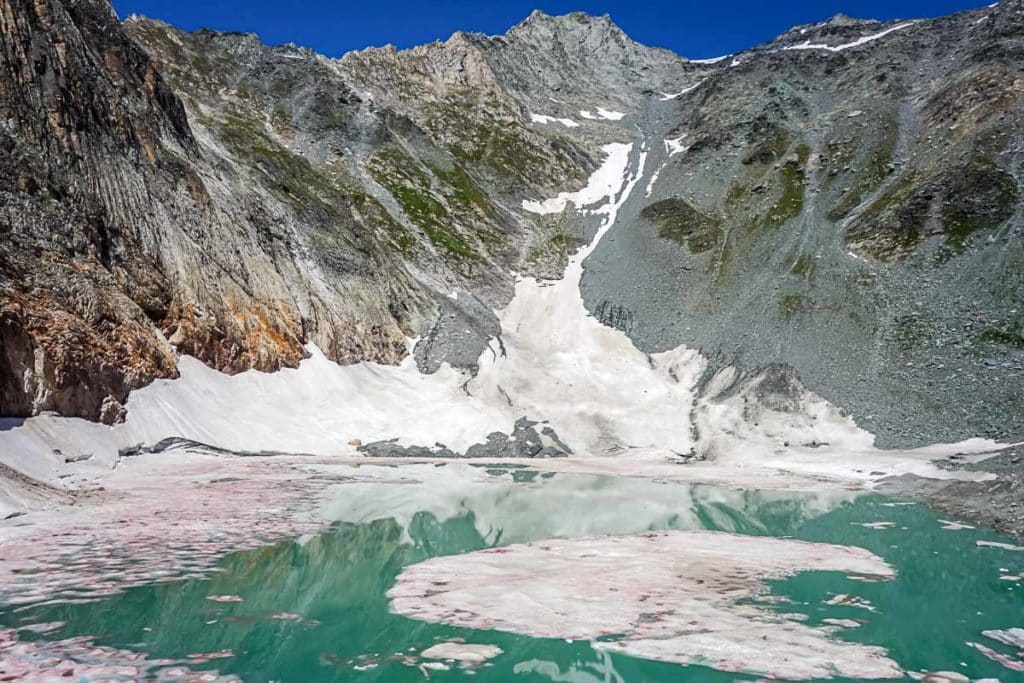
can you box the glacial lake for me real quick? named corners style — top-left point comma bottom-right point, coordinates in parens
top-left (2, 467), bottom-right (1022, 682)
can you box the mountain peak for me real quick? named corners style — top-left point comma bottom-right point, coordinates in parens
top-left (825, 13), bottom-right (864, 26)
top-left (511, 9), bottom-right (622, 36)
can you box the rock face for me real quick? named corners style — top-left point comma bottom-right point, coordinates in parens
top-left (579, 4), bottom-right (1024, 447)
top-left (0, 0), bottom-right (1022, 447)
top-left (0, 0), bottom-right (598, 421)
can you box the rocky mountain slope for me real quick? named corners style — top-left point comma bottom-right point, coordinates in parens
top-left (579, 5), bottom-right (1024, 446)
top-left (1, 0), bottom-right (1021, 450)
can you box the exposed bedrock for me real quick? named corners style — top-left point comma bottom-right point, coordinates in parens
top-left (358, 417), bottom-right (572, 459)
top-left (1, 0), bottom-right (1023, 454)
top-left (580, 9), bottom-right (1024, 447)
top-left (0, 0), bottom-right (601, 423)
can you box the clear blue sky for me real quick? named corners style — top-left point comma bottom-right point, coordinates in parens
top-left (111, 0), bottom-right (990, 60)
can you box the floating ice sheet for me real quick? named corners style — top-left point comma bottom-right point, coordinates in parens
top-left (389, 530), bottom-right (902, 680)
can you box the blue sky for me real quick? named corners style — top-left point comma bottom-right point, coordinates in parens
top-left (111, 0), bottom-right (990, 60)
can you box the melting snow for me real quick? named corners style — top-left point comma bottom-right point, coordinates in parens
top-left (665, 136), bottom-right (689, 156)
top-left (783, 22), bottom-right (916, 53)
top-left (389, 531), bottom-right (902, 680)
top-left (645, 165), bottom-right (663, 197)
top-left (657, 80), bottom-right (706, 101)
top-left (521, 143), bottom-right (635, 215)
top-left (579, 108), bottom-right (625, 121)
top-left (690, 55), bottom-right (731, 64)
top-left (0, 139), bottom-right (1008, 511)
top-left (530, 113), bottom-right (580, 128)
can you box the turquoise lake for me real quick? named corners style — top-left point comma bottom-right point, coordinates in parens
top-left (2, 468), bottom-right (1022, 682)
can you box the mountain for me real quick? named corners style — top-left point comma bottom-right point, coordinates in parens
top-left (0, 0), bottom-right (1021, 451)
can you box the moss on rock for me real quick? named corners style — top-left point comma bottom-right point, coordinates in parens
top-left (642, 198), bottom-right (723, 253)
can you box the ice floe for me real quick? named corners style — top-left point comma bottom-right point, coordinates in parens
top-left (967, 637), bottom-right (1024, 672)
top-left (388, 530), bottom-right (902, 680)
top-left (825, 593), bottom-right (877, 611)
top-left (420, 642), bottom-right (502, 663)
top-left (0, 627), bottom-right (239, 681)
top-left (983, 628), bottom-right (1024, 650)
top-left (939, 519), bottom-right (976, 530)
top-left (978, 540), bottom-right (1024, 551)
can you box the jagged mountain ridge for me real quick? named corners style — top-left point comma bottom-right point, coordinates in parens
top-left (0, 0), bottom-right (604, 422)
top-left (0, 0), bottom-right (1022, 448)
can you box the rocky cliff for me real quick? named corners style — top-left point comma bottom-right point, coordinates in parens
top-left (1, 0), bottom-right (1021, 448)
top-left (0, 0), bottom-right (598, 421)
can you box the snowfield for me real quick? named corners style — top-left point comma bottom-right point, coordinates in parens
top-left (0, 141), bottom-right (1008, 515)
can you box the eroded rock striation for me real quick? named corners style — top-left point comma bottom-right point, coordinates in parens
top-left (0, 0), bottom-right (1022, 450)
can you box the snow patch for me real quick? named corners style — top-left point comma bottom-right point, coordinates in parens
top-left (521, 143), bottom-right (634, 215)
top-left (645, 165), bottom-right (663, 197)
top-left (0, 344), bottom-right (511, 484)
top-left (665, 136), bottom-right (689, 156)
top-left (690, 55), bottom-right (730, 64)
top-left (658, 80), bottom-right (706, 100)
top-left (579, 108), bottom-right (625, 121)
top-left (499, 144), bottom-right (696, 454)
top-left (783, 22), bottom-right (915, 53)
top-left (530, 113), bottom-right (579, 128)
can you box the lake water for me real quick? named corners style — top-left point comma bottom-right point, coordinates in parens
top-left (2, 467), bottom-right (1022, 682)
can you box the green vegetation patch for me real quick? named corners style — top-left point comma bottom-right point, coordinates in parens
top-left (975, 327), bottom-right (1024, 349)
top-left (894, 315), bottom-right (934, 351)
top-left (779, 294), bottom-right (814, 317)
top-left (849, 152), bottom-right (1018, 262)
top-left (741, 126), bottom-right (790, 166)
top-left (940, 160), bottom-right (1017, 251)
top-left (845, 171), bottom-right (930, 261)
top-left (641, 198), bottom-right (723, 254)
top-left (425, 100), bottom-right (553, 182)
top-left (368, 147), bottom-right (480, 263)
top-left (217, 115), bottom-right (337, 213)
top-left (826, 117), bottom-right (898, 221)
top-left (525, 230), bottom-right (577, 266)
top-left (759, 159), bottom-right (806, 231)
top-left (424, 160), bottom-right (494, 217)
top-left (791, 254), bottom-right (815, 278)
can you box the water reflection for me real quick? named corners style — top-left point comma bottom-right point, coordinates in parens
top-left (0, 471), bottom-right (1020, 682)
top-left (318, 463), bottom-right (856, 543)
